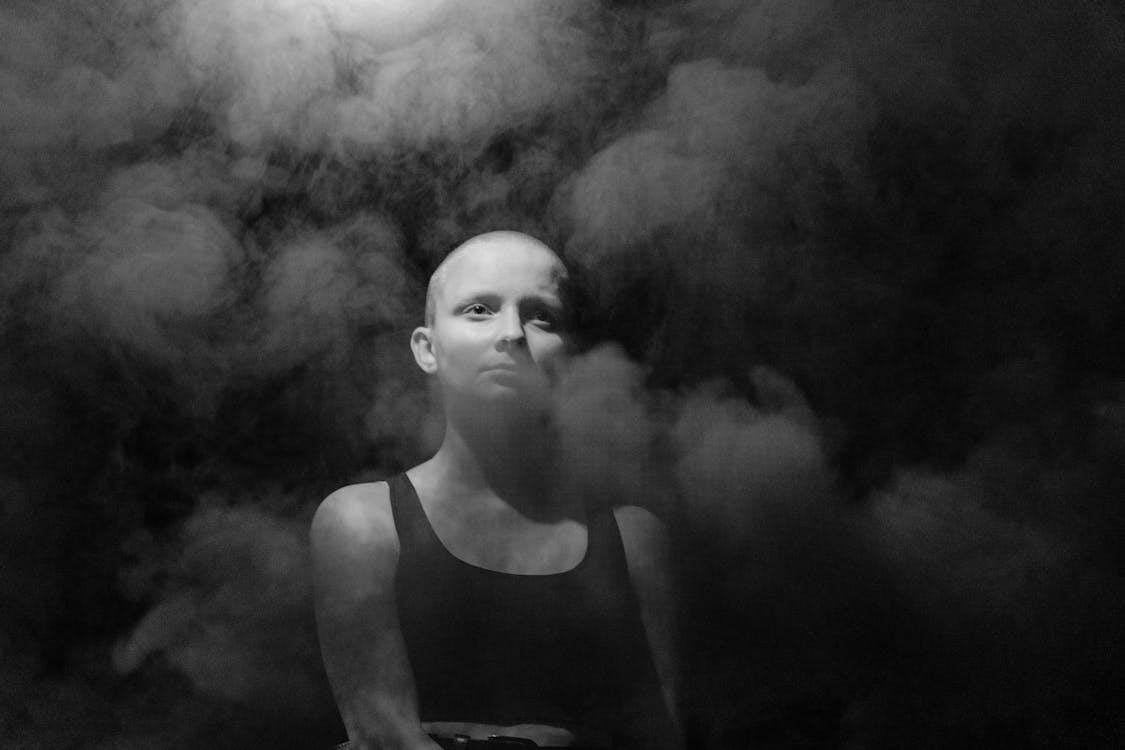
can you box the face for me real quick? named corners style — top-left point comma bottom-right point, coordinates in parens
top-left (412, 234), bottom-right (569, 409)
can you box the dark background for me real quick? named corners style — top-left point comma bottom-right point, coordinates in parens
top-left (2, 1), bottom-right (1125, 747)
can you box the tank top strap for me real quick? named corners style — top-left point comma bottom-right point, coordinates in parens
top-left (387, 473), bottom-right (436, 555)
top-left (581, 499), bottom-right (627, 578)
top-left (390, 472), bottom-right (626, 578)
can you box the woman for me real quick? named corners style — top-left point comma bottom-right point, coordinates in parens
top-left (311, 232), bottom-right (678, 750)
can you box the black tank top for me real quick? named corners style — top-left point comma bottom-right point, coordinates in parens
top-left (388, 474), bottom-right (669, 741)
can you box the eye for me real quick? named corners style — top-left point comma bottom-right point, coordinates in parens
top-left (461, 303), bottom-right (492, 316)
top-left (529, 307), bottom-right (560, 329)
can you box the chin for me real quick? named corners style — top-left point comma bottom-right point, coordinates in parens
top-left (479, 383), bottom-right (550, 411)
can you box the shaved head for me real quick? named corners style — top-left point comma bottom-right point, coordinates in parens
top-left (424, 231), bottom-right (566, 327)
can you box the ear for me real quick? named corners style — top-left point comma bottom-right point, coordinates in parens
top-left (411, 326), bottom-right (438, 374)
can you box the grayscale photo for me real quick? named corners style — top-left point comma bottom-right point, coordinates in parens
top-left (1, 1), bottom-right (1124, 748)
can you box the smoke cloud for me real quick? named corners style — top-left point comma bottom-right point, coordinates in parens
top-left (113, 503), bottom-right (320, 703)
top-left (3, 0), bottom-right (1125, 747)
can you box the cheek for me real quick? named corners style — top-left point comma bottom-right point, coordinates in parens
top-left (531, 333), bottom-right (568, 367)
top-left (434, 329), bottom-right (491, 375)
top-left (438, 341), bottom-right (471, 368)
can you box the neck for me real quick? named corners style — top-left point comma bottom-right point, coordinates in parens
top-left (429, 398), bottom-right (560, 514)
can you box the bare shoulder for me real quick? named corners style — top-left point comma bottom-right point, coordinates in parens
top-left (614, 505), bottom-right (670, 545)
top-left (614, 508), bottom-right (680, 739)
top-left (613, 505), bottom-right (671, 572)
top-left (311, 481), bottom-right (397, 573)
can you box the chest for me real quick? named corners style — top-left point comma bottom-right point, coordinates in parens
top-left (396, 507), bottom-right (632, 662)
top-left (428, 507), bottom-right (589, 575)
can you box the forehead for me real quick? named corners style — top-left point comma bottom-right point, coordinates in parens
top-left (436, 237), bottom-right (566, 302)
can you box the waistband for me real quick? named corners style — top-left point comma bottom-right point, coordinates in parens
top-left (434, 736), bottom-right (608, 750)
top-left (332, 735), bottom-right (610, 750)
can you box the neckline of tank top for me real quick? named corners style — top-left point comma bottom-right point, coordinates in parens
top-left (397, 473), bottom-right (596, 579)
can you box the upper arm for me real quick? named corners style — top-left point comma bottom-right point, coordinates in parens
top-left (615, 505), bottom-right (673, 599)
top-left (310, 483), bottom-right (433, 750)
top-left (614, 505), bottom-right (680, 730)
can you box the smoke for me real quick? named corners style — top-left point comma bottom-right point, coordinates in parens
top-left (168, 0), bottom-right (605, 155)
top-left (2, 0), bottom-right (1125, 747)
top-left (565, 57), bottom-right (873, 257)
top-left (113, 503), bottom-right (321, 704)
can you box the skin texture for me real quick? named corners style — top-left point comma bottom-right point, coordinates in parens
top-left (414, 231), bottom-right (568, 417)
top-left (311, 232), bottom-right (678, 749)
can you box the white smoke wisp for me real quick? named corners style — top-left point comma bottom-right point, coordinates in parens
top-left (553, 344), bottom-right (840, 575)
top-left (0, 3), bottom-right (185, 210)
top-left (866, 469), bottom-right (1061, 627)
top-left (678, 369), bottom-right (830, 519)
top-left (113, 503), bottom-right (322, 704)
top-left (172, 0), bottom-right (601, 155)
top-left (845, 461), bottom-right (1092, 745)
top-left (4, 150), bottom-right (252, 378)
top-left (2, 182), bottom-right (247, 419)
top-left (547, 342), bottom-right (1125, 744)
top-left (252, 214), bottom-right (413, 373)
top-left (1, 0), bottom-right (608, 219)
top-left (247, 214), bottom-right (432, 461)
top-left (552, 344), bottom-right (667, 510)
top-left (4, 153), bottom-right (422, 426)
top-left (563, 55), bottom-right (875, 260)
top-left (53, 201), bottom-right (241, 363)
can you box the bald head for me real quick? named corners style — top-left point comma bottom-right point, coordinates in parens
top-left (424, 231), bottom-right (566, 327)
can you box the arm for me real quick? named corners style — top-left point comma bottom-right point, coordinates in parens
top-left (615, 504), bottom-right (682, 748)
top-left (311, 483), bottom-right (440, 750)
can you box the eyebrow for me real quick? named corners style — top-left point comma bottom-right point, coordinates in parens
top-left (448, 291), bottom-right (500, 308)
top-left (447, 290), bottom-right (564, 311)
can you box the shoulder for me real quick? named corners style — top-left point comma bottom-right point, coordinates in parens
top-left (613, 505), bottom-right (671, 576)
top-left (613, 505), bottom-right (670, 547)
top-left (310, 481), bottom-right (397, 568)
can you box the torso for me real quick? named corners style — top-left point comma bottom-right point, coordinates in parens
top-left (403, 466), bottom-right (594, 742)
top-left (405, 465), bottom-right (588, 575)
top-left (388, 472), bottom-right (657, 743)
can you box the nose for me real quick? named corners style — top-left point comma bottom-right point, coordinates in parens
top-left (496, 306), bottom-right (525, 349)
